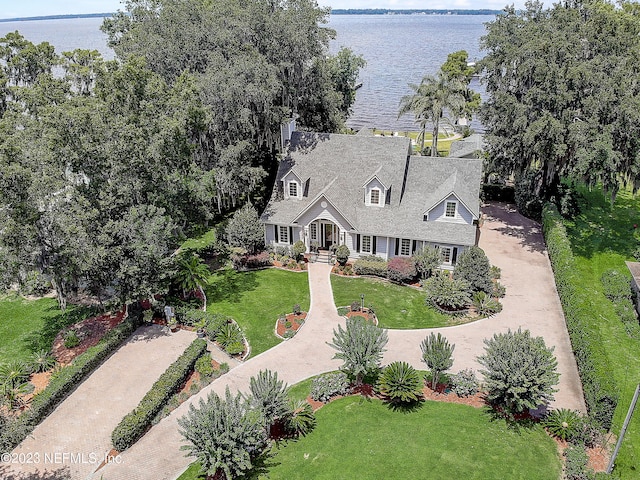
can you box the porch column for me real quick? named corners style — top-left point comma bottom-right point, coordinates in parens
top-left (303, 225), bottom-right (310, 252)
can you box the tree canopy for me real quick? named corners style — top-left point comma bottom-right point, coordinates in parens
top-left (0, 1), bottom-right (365, 309)
top-left (480, 0), bottom-right (640, 203)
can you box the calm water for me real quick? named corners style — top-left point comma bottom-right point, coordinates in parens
top-left (0, 14), bottom-right (493, 131)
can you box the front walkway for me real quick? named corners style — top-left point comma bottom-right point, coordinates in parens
top-left (93, 263), bottom-right (344, 480)
top-left (96, 202), bottom-right (585, 480)
top-left (6, 201), bottom-right (585, 480)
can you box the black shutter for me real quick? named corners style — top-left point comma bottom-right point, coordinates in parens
top-left (395, 238), bottom-right (400, 256)
top-left (274, 225), bottom-right (279, 243)
top-left (412, 240), bottom-right (417, 254)
top-left (289, 227), bottom-right (294, 245)
top-left (372, 236), bottom-right (377, 255)
top-left (452, 247), bottom-right (458, 265)
top-left (356, 234), bottom-right (360, 253)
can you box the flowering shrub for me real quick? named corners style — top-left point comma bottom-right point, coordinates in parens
top-left (386, 257), bottom-right (417, 283)
top-left (231, 251), bottom-right (272, 270)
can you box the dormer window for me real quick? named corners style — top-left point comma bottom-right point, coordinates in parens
top-left (370, 188), bottom-right (380, 205)
top-left (445, 201), bottom-right (457, 218)
top-left (289, 181), bottom-right (298, 198)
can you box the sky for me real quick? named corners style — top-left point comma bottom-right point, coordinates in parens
top-left (0, 0), bottom-right (519, 20)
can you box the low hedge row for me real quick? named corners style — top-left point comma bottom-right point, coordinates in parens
top-left (111, 338), bottom-right (207, 451)
top-left (542, 204), bottom-right (618, 429)
top-left (353, 256), bottom-right (388, 277)
top-left (0, 314), bottom-right (140, 453)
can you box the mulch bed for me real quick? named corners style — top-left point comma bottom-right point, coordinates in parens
top-left (52, 308), bottom-right (127, 365)
top-left (276, 312), bottom-right (307, 337)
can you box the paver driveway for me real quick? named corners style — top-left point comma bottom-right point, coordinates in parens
top-left (3, 201), bottom-right (585, 480)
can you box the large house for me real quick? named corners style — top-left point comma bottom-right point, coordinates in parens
top-left (261, 127), bottom-right (483, 269)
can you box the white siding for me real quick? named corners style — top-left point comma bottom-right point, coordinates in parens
top-left (296, 197), bottom-right (352, 232)
top-left (364, 178), bottom-right (386, 207)
top-left (282, 171), bottom-right (301, 199)
top-left (428, 194), bottom-right (474, 224)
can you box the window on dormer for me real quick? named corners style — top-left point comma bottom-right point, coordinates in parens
top-left (288, 182), bottom-right (298, 198)
top-left (445, 201), bottom-right (457, 218)
top-left (370, 188), bottom-right (380, 205)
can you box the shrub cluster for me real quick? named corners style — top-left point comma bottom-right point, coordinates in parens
top-left (353, 255), bottom-right (387, 277)
top-left (450, 369), bottom-right (478, 397)
top-left (424, 271), bottom-right (471, 312)
top-left (112, 338), bottom-right (207, 451)
top-left (231, 251), bottom-right (272, 270)
top-left (386, 257), bottom-right (417, 283)
top-left (600, 269), bottom-right (640, 339)
top-left (310, 372), bottom-right (350, 402)
top-left (542, 204), bottom-right (618, 430)
top-left (0, 315), bottom-right (140, 453)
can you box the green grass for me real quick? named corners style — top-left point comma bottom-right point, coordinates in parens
top-left (0, 294), bottom-right (60, 364)
top-left (205, 269), bottom-right (310, 357)
top-left (261, 398), bottom-right (560, 480)
top-left (331, 275), bottom-right (449, 329)
top-left (562, 186), bottom-right (640, 478)
top-left (181, 227), bottom-right (217, 252)
top-left (0, 294), bottom-right (92, 365)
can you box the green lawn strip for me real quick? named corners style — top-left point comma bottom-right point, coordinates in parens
top-left (180, 228), bottom-right (217, 253)
top-left (561, 187), bottom-right (640, 477)
top-left (261, 397), bottom-right (560, 480)
top-left (204, 269), bottom-right (310, 357)
top-left (0, 294), bottom-right (91, 364)
top-left (331, 275), bottom-right (449, 329)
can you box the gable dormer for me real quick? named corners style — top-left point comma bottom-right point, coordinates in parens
top-left (282, 168), bottom-right (303, 200)
top-left (363, 175), bottom-right (387, 207)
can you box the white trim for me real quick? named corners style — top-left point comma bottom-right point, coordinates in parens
top-left (278, 225), bottom-right (289, 244)
top-left (369, 188), bottom-right (381, 206)
top-left (361, 235), bottom-right (372, 254)
top-left (424, 191), bottom-right (478, 220)
top-left (288, 181), bottom-right (299, 198)
top-left (400, 238), bottom-right (411, 256)
top-left (291, 194), bottom-right (355, 230)
top-left (445, 200), bottom-right (457, 218)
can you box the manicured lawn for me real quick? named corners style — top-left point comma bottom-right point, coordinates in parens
top-left (205, 269), bottom-right (310, 357)
top-left (331, 275), bottom-right (449, 329)
top-left (563, 187), bottom-right (640, 477)
top-left (0, 294), bottom-right (59, 364)
top-left (181, 227), bottom-right (217, 252)
top-left (0, 294), bottom-right (91, 365)
top-left (262, 397), bottom-right (560, 480)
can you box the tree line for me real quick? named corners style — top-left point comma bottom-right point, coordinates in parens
top-left (0, 0), bottom-right (365, 309)
top-left (481, 0), bottom-right (640, 211)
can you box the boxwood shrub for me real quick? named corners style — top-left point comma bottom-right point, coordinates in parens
top-left (353, 255), bottom-right (387, 277)
top-left (542, 204), bottom-right (618, 430)
top-left (0, 314), bottom-right (140, 453)
top-left (111, 338), bottom-right (207, 451)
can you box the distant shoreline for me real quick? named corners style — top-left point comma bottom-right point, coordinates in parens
top-left (0, 9), bottom-right (499, 23)
top-left (0, 13), bottom-right (114, 23)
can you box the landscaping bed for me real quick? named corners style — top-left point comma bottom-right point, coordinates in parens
top-left (52, 308), bottom-right (127, 365)
top-left (275, 312), bottom-right (307, 339)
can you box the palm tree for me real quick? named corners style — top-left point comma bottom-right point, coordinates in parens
top-left (398, 72), bottom-right (466, 156)
top-left (174, 253), bottom-right (210, 306)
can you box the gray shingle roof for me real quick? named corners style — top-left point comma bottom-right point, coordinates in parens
top-left (261, 132), bottom-right (481, 246)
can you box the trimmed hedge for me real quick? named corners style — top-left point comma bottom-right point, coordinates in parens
top-left (542, 204), bottom-right (618, 429)
top-left (386, 257), bottom-right (417, 283)
top-left (0, 314), bottom-right (140, 453)
top-left (353, 256), bottom-right (387, 277)
top-left (111, 338), bottom-right (207, 451)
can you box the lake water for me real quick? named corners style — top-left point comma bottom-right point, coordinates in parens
top-left (0, 14), bottom-right (493, 131)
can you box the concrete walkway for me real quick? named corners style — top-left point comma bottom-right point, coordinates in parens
top-left (94, 263), bottom-right (343, 480)
top-left (6, 201), bottom-right (585, 480)
top-left (1, 325), bottom-right (197, 480)
top-left (95, 201), bottom-right (585, 480)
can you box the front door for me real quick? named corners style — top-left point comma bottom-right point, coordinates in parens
top-left (323, 223), bottom-right (333, 249)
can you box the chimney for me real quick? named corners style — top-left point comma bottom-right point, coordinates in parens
top-left (280, 116), bottom-right (297, 148)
